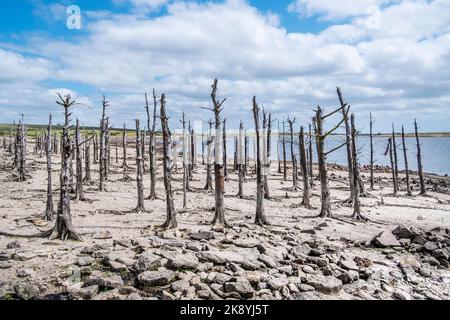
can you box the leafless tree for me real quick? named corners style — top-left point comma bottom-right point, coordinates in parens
top-left (299, 126), bottom-right (312, 209)
top-left (350, 114), bottom-right (367, 221)
top-left (44, 114), bottom-right (55, 221)
top-left (204, 119), bottom-right (214, 192)
top-left (133, 119), bottom-right (148, 213)
top-left (287, 117), bottom-right (298, 191)
top-left (385, 138), bottom-right (398, 196)
top-left (414, 119), bottom-right (427, 195)
top-left (369, 113), bottom-right (374, 190)
top-left (401, 125), bottom-right (412, 196)
top-left (99, 95), bottom-right (109, 191)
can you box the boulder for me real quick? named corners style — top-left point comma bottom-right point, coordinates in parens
top-left (133, 253), bottom-right (162, 273)
top-left (76, 257), bottom-right (95, 267)
top-left (67, 283), bottom-right (99, 300)
top-left (166, 253), bottom-right (199, 270)
top-left (392, 225), bottom-right (415, 239)
top-left (372, 231), bottom-right (401, 248)
top-left (224, 277), bottom-right (254, 298)
top-left (338, 270), bottom-right (359, 284)
top-left (85, 273), bottom-right (124, 289)
top-left (14, 283), bottom-right (40, 300)
top-left (138, 268), bottom-right (175, 288)
top-left (190, 231), bottom-right (214, 241)
top-left (171, 280), bottom-right (190, 293)
top-left (306, 275), bottom-right (342, 295)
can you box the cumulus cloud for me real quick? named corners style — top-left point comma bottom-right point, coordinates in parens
top-left (0, 0), bottom-right (449, 132)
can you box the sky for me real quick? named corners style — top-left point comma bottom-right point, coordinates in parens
top-left (0, 0), bottom-right (449, 133)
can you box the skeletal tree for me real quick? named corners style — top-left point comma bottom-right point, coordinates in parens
top-left (47, 94), bottom-right (81, 241)
top-left (308, 123), bottom-right (314, 188)
top-left (233, 136), bottom-right (238, 172)
top-left (401, 125), bottom-right (412, 196)
top-left (115, 140), bottom-right (119, 164)
top-left (299, 126), bottom-right (312, 209)
top-left (93, 131), bottom-right (98, 164)
top-left (263, 112), bottom-right (271, 199)
top-left (204, 119), bottom-right (214, 192)
top-left (385, 138), bottom-right (398, 196)
top-left (414, 119), bottom-right (427, 195)
top-left (207, 79), bottom-right (228, 227)
top-left (133, 119), bottom-right (148, 213)
top-left (83, 137), bottom-right (93, 185)
top-left (369, 113), bottom-right (374, 190)
top-left (337, 87), bottom-right (355, 203)
top-left (99, 96), bottom-right (109, 191)
top-left (314, 105), bottom-right (348, 218)
top-left (253, 97), bottom-right (268, 225)
top-left (223, 118), bottom-right (228, 181)
top-left (350, 114), bottom-right (367, 221)
top-left (282, 121), bottom-right (287, 181)
top-left (180, 113), bottom-right (188, 210)
top-left (147, 89), bottom-right (158, 200)
top-left (237, 122), bottom-right (245, 198)
top-left (244, 134), bottom-right (249, 178)
top-left (277, 121), bottom-right (282, 174)
top-left (160, 94), bottom-right (177, 229)
top-left (392, 124), bottom-right (399, 187)
top-left (74, 119), bottom-right (87, 201)
top-left (287, 118), bottom-right (298, 190)
top-left (44, 114), bottom-right (55, 220)
top-left (105, 118), bottom-right (111, 180)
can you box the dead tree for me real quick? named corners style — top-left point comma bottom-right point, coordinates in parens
top-left (385, 138), bottom-right (398, 196)
top-left (133, 119), bottom-right (148, 213)
top-left (414, 119), bottom-right (427, 195)
top-left (237, 122), bottom-right (245, 198)
top-left (207, 79), bottom-right (228, 227)
top-left (44, 114), bottom-right (55, 220)
top-left (105, 118), bottom-right (111, 180)
top-left (287, 118), bottom-right (298, 190)
top-left (48, 94), bottom-right (82, 241)
top-left (15, 116), bottom-right (27, 181)
top-left (204, 119), bottom-right (214, 192)
top-left (282, 121), bottom-right (287, 181)
top-left (263, 112), bottom-right (271, 199)
top-left (277, 121), bottom-right (282, 174)
top-left (308, 123), bottom-right (314, 188)
top-left (244, 134), bottom-right (249, 178)
top-left (99, 96), bottom-right (109, 191)
top-left (146, 89), bottom-right (158, 199)
top-left (160, 94), bottom-right (177, 229)
top-left (93, 131), bottom-right (98, 164)
top-left (115, 140), bottom-right (119, 164)
top-left (369, 113), bottom-right (374, 190)
top-left (233, 136), bottom-right (238, 172)
top-left (74, 119), bottom-right (87, 201)
top-left (69, 140), bottom-right (75, 193)
top-left (299, 126), bottom-right (312, 209)
top-left (181, 113), bottom-right (188, 210)
top-left (83, 138), bottom-right (93, 185)
top-left (401, 125), bottom-right (412, 196)
top-left (314, 105), bottom-right (348, 218)
top-left (392, 124), bottom-right (399, 186)
top-left (350, 114), bottom-right (367, 221)
top-left (223, 118), bottom-right (228, 181)
top-left (252, 97), bottom-right (268, 225)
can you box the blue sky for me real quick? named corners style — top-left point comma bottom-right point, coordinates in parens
top-left (0, 0), bottom-right (449, 133)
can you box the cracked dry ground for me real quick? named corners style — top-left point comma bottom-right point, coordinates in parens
top-left (0, 145), bottom-right (449, 300)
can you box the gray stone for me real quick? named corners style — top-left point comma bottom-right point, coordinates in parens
top-left (339, 259), bottom-right (359, 271)
top-left (302, 265), bottom-right (315, 274)
top-left (214, 273), bottom-right (232, 284)
top-left (171, 280), bottom-right (190, 293)
top-left (86, 273), bottom-right (124, 289)
top-left (306, 256), bottom-right (328, 268)
top-left (424, 241), bottom-right (439, 252)
top-left (393, 289), bottom-right (411, 300)
top-left (133, 253), bottom-right (162, 273)
top-left (224, 277), bottom-right (254, 298)
top-left (6, 241), bottom-right (21, 249)
top-left (17, 268), bottom-right (35, 278)
top-left (259, 254), bottom-right (278, 268)
top-left (166, 253), bottom-right (199, 270)
top-left (161, 290), bottom-right (177, 300)
top-left (0, 262), bottom-right (12, 269)
top-left (372, 231), bottom-right (401, 248)
top-left (392, 225), bottom-right (415, 239)
top-left (14, 283), bottom-right (40, 300)
top-left (93, 231), bottom-right (112, 239)
top-left (13, 252), bottom-right (36, 261)
top-left (138, 269), bottom-right (175, 288)
top-left (267, 276), bottom-right (289, 290)
top-left (67, 283), bottom-right (99, 300)
top-left (126, 292), bottom-right (142, 300)
top-left (107, 261), bottom-right (128, 272)
top-left (76, 257), bottom-right (95, 267)
top-left (198, 250), bottom-right (246, 265)
top-left (412, 235), bottom-right (427, 245)
top-left (338, 270), bottom-right (359, 284)
top-left (190, 231), bottom-right (214, 241)
top-left (298, 284), bottom-right (315, 292)
top-left (306, 275), bottom-right (342, 295)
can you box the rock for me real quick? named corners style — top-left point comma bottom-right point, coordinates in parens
top-left (197, 289), bottom-right (211, 300)
top-left (214, 273), bottom-right (232, 284)
top-left (107, 261), bottom-right (128, 272)
top-left (93, 288), bottom-right (124, 300)
top-left (372, 231), bottom-right (401, 248)
top-left (186, 243), bottom-right (204, 252)
top-left (113, 239), bottom-right (134, 248)
top-left (412, 234), bottom-right (427, 245)
top-left (302, 265), bottom-right (315, 274)
top-left (6, 241), bottom-right (21, 249)
top-left (298, 284), bottom-right (315, 292)
top-left (224, 277), bottom-right (254, 298)
top-left (14, 283), bottom-right (40, 300)
top-left (85, 273), bottom-right (124, 289)
top-left (392, 225), bottom-right (415, 239)
top-left (138, 268), bottom-right (175, 288)
top-left (76, 257), bottom-right (95, 267)
top-left (417, 215), bottom-right (425, 221)
top-left (161, 290), bottom-right (177, 300)
top-left (300, 229), bottom-right (316, 235)
top-left (393, 289), bottom-right (411, 300)
top-left (190, 231), bottom-right (214, 241)
top-left (13, 252), bottom-right (36, 261)
top-left (67, 283), bottom-right (99, 300)
top-left (338, 270), bottom-right (359, 284)
top-left (267, 277), bottom-right (289, 290)
top-left (17, 268), bottom-right (35, 278)
top-left (171, 280), bottom-right (190, 293)
top-left (291, 244), bottom-right (311, 257)
top-left (166, 253), bottom-right (199, 270)
top-left (126, 292), bottom-right (142, 300)
top-left (133, 253), bottom-right (162, 273)
top-left (306, 256), bottom-right (328, 268)
top-left (93, 231), bottom-right (112, 239)
top-left (306, 275), bottom-right (342, 295)
top-left (0, 262), bottom-right (12, 269)
top-left (259, 254), bottom-right (278, 268)
top-left (198, 250), bottom-right (246, 265)
top-left (339, 259), bottom-right (359, 271)
top-left (81, 244), bottom-right (109, 255)
top-left (424, 241), bottom-right (439, 252)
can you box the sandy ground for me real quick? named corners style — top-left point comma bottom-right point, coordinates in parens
top-left (0, 141), bottom-right (449, 300)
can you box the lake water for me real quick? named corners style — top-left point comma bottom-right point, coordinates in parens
top-left (197, 135), bottom-right (450, 176)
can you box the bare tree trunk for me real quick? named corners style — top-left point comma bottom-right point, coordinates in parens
top-left (147, 89), bottom-right (158, 200)
top-left (350, 114), bottom-right (366, 220)
top-left (253, 97), bottom-right (268, 225)
top-left (83, 138), bottom-right (93, 185)
top-left (277, 121), bottom-right (282, 174)
top-left (308, 123), bottom-right (314, 189)
top-left (392, 124), bottom-right (399, 189)
top-left (287, 118), bottom-right (298, 190)
top-left (401, 125), bottom-right (412, 196)
top-left (314, 107), bottom-right (332, 218)
top-left (204, 120), bottom-right (214, 192)
top-left (99, 96), bottom-right (109, 191)
top-left (93, 132), bottom-right (98, 164)
top-left (369, 113), bottom-right (374, 190)
top-left (48, 94), bottom-right (81, 241)
top-left (181, 113), bottom-right (188, 210)
top-left (160, 94), bottom-right (177, 229)
top-left (263, 113), bottom-right (271, 199)
top-left (244, 134), bottom-right (249, 178)
top-left (105, 118), bottom-right (111, 180)
top-left (69, 141), bottom-right (75, 193)
top-left (282, 121), bottom-right (287, 181)
top-left (237, 122), bottom-right (245, 198)
top-left (210, 79), bottom-right (228, 227)
top-left (299, 126), bottom-right (311, 208)
top-left (74, 119), bottom-right (86, 201)
top-left (233, 136), bottom-right (238, 172)
top-left (44, 114), bottom-right (55, 221)
top-left (134, 119), bottom-right (147, 213)
top-left (414, 119), bottom-right (426, 195)
top-left (387, 138), bottom-right (398, 196)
